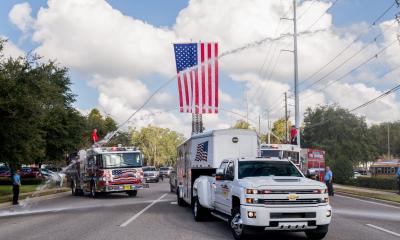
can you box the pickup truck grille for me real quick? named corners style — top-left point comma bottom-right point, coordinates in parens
top-left (268, 190), bottom-right (320, 194)
top-left (261, 198), bottom-right (322, 205)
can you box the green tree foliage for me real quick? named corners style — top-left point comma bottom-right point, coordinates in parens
top-left (232, 120), bottom-right (251, 129)
top-left (0, 41), bottom-right (88, 168)
top-left (84, 109), bottom-right (118, 145)
top-left (369, 122), bottom-right (400, 158)
top-left (131, 126), bottom-right (185, 167)
top-left (303, 105), bottom-right (376, 183)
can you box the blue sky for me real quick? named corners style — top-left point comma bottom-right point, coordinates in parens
top-left (1, 0), bottom-right (399, 130)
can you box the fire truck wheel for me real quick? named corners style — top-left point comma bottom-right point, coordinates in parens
top-left (127, 190), bottom-right (137, 197)
top-left (90, 181), bottom-right (97, 198)
top-left (177, 188), bottom-right (185, 207)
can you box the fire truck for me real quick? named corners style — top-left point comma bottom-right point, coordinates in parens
top-left (260, 143), bottom-right (301, 168)
top-left (67, 146), bottom-right (149, 198)
top-left (301, 149), bottom-right (326, 182)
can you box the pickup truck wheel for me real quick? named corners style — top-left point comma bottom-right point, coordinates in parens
top-left (193, 197), bottom-right (208, 221)
top-left (305, 225), bottom-right (328, 240)
top-left (230, 207), bottom-right (247, 240)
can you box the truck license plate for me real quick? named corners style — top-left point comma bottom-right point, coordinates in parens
top-left (124, 185), bottom-right (131, 190)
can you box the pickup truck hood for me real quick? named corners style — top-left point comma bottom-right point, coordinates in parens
top-left (238, 176), bottom-right (325, 189)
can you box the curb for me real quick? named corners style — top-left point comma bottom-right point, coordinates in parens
top-left (0, 190), bottom-right (70, 210)
top-left (336, 190), bottom-right (400, 207)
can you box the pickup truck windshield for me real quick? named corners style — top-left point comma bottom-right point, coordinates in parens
top-left (143, 167), bottom-right (156, 171)
top-left (239, 161), bottom-right (302, 178)
top-left (102, 153), bottom-right (141, 168)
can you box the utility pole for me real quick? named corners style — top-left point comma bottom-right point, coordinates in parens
top-left (258, 115), bottom-right (261, 136)
top-left (284, 92), bottom-right (288, 143)
top-left (387, 123), bottom-right (390, 159)
top-left (246, 92), bottom-right (249, 123)
top-left (293, 0), bottom-right (300, 148)
top-left (267, 109), bottom-right (271, 144)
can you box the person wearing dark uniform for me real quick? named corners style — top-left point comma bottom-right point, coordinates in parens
top-left (396, 167), bottom-right (400, 195)
top-left (324, 166), bottom-right (334, 196)
top-left (12, 169), bottom-right (21, 205)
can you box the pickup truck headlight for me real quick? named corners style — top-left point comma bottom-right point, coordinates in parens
top-left (246, 189), bottom-right (258, 194)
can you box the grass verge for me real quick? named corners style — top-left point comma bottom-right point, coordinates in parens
top-left (335, 187), bottom-right (400, 204)
top-left (0, 185), bottom-right (69, 204)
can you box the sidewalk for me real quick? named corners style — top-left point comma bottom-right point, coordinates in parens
top-left (334, 184), bottom-right (400, 204)
top-left (0, 187), bottom-right (70, 208)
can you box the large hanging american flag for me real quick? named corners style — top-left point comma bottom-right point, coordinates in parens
top-left (173, 43), bottom-right (219, 114)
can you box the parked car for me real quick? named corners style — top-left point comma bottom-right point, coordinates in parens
top-left (143, 166), bottom-right (160, 183)
top-left (169, 170), bottom-right (177, 193)
top-left (353, 171), bottom-right (362, 179)
top-left (160, 167), bottom-right (173, 177)
top-left (0, 166), bottom-right (11, 181)
top-left (21, 167), bottom-right (42, 179)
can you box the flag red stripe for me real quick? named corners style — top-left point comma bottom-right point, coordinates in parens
top-left (214, 43), bottom-right (219, 113)
top-left (190, 70), bottom-right (194, 113)
top-left (201, 43), bottom-right (206, 113)
top-left (183, 73), bottom-right (189, 112)
top-left (177, 74), bottom-right (184, 112)
top-left (207, 43), bottom-right (212, 113)
top-left (194, 69), bottom-right (199, 114)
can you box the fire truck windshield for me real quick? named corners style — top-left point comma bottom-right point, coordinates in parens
top-left (260, 150), bottom-right (281, 158)
top-left (102, 153), bottom-right (141, 168)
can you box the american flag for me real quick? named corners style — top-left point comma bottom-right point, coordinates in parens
top-left (173, 43), bottom-right (219, 113)
top-left (195, 141), bottom-right (208, 162)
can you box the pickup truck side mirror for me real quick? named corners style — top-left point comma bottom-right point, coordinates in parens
top-left (215, 168), bottom-right (224, 180)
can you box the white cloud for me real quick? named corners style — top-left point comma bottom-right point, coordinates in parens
top-left (10, 0), bottom-right (400, 136)
top-left (9, 2), bottom-right (34, 33)
top-left (0, 37), bottom-right (25, 59)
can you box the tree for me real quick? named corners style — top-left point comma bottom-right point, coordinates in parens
top-left (271, 118), bottom-right (292, 143)
top-left (232, 120), bottom-right (251, 129)
top-left (302, 105), bottom-right (376, 182)
top-left (131, 126), bottom-right (185, 167)
top-left (369, 122), bottom-right (400, 159)
top-left (0, 40), bottom-right (88, 168)
top-left (84, 109), bottom-right (118, 146)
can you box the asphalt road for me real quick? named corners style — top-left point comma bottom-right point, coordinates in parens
top-left (0, 181), bottom-right (399, 240)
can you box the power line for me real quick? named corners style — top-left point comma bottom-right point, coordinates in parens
top-left (301, 39), bottom-right (398, 100)
top-left (300, 20), bottom-right (397, 92)
top-left (304, 0), bottom-right (339, 31)
top-left (299, 2), bottom-right (398, 88)
top-left (350, 82), bottom-right (400, 112)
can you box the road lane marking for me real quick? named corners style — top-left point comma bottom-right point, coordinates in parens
top-left (366, 224), bottom-right (400, 237)
top-left (170, 202), bottom-right (177, 205)
top-left (336, 194), bottom-right (400, 210)
top-left (120, 193), bottom-right (168, 227)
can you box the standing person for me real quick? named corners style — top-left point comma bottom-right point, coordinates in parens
top-left (396, 167), bottom-right (400, 195)
top-left (324, 166), bottom-right (334, 196)
top-left (12, 169), bottom-right (21, 205)
top-left (91, 128), bottom-right (99, 143)
top-left (290, 125), bottom-right (297, 145)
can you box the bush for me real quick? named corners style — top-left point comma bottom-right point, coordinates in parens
top-left (346, 176), bottom-right (398, 190)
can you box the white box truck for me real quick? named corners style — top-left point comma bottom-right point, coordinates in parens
top-left (176, 129), bottom-right (258, 206)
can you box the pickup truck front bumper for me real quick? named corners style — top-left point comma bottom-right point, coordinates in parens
top-left (240, 204), bottom-right (332, 230)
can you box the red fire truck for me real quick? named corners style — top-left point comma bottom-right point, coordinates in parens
top-left (301, 148), bottom-right (326, 182)
top-left (67, 146), bottom-right (149, 198)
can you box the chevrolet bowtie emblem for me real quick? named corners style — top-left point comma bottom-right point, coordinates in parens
top-left (287, 193), bottom-right (298, 201)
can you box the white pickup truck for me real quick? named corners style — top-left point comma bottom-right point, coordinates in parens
top-left (193, 157), bottom-right (332, 240)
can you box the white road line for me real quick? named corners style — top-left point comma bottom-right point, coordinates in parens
top-left (336, 194), bottom-right (400, 210)
top-left (366, 224), bottom-right (400, 237)
top-left (120, 193), bottom-right (168, 227)
top-left (170, 202), bottom-right (177, 205)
